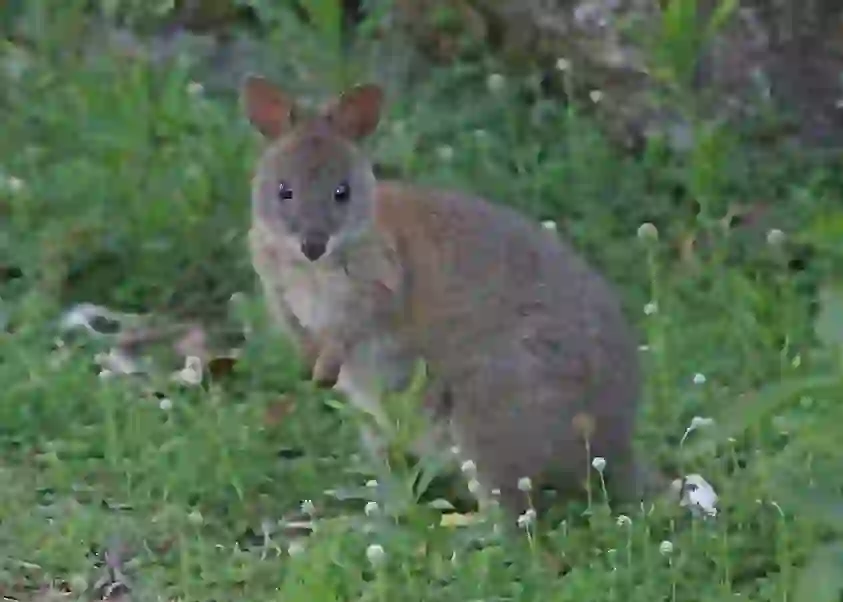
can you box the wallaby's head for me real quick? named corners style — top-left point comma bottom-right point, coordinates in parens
top-left (242, 75), bottom-right (384, 262)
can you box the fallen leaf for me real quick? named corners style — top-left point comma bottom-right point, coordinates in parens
top-left (207, 355), bottom-right (238, 379)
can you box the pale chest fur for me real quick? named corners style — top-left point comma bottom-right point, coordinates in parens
top-left (249, 227), bottom-right (355, 334)
top-left (281, 262), bottom-right (355, 333)
top-left (249, 226), bottom-right (430, 457)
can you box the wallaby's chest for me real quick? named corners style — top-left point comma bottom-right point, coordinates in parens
top-left (281, 263), bottom-right (354, 332)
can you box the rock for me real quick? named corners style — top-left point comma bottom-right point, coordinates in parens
top-left (388, 0), bottom-right (843, 150)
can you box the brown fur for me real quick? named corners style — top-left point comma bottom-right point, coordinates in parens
top-left (242, 74), bottom-right (654, 521)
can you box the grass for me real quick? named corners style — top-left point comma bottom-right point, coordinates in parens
top-left (2, 2), bottom-right (843, 600)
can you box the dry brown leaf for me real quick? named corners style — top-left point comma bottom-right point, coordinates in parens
top-left (207, 355), bottom-right (238, 380)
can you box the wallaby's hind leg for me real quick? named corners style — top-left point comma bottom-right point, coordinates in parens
top-left (445, 348), bottom-right (638, 522)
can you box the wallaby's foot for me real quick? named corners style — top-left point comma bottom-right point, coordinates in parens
top-left (311, 341), bottom-right (344, 388)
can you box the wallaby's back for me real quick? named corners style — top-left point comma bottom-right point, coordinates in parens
top-left (239, 74), bottom-right (646, 519)
top-left (375, 180), bottom-right (642, 515)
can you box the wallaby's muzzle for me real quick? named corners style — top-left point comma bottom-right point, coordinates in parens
top-left (300, 234), bottom-right (328, 261)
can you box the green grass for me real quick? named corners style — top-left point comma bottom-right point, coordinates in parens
top-left (2, 2), bottom-right (843, 600)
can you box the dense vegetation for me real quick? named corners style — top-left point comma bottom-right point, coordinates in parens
top-left (1, 1), bottom-right (842, 600)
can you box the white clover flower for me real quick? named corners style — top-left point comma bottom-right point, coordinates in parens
top-left (541, 220), bottom-right (558, 231)
top-left (158, 397), bottom-right (173, 411)
top-left (390, 120), bottom-right (406, 135)
top-left (692, 372), bottom-right (707, 385)
top-left (672, 474), bottom-right (718, 518)
top-left (637, 222), bottom-right (658, 241)
top-left (680, 416), bottom-right (715, 445)
top-left (643, 301), bottom-right (658, 315)
top-left (555, 57), bottom-right (571, 72)
top-left (436, 145), bottom-right (454, 162)
top-left (427, 498), bottom-right (455, 510)
top-left (185, 163), bottom-right (203, 181)
top-left (589, 89), bottom-right (604, 103)
top-left (300, 499), bottom-right (316, 516)
top-left (460, 459), bottom-right (477, 476)
top-left (366, 543), bottom-right (386, 567)
top-left (172, 355), bottom-right (203, 386)
top-left (517, 508), bottom-right (537, 529)
top-left (68, 574), bottom-right (88, 593)
top-left (591, 456), bottom-right (607, 473)
top-left (486, 73), bottom-right (506, 93)
top-left (616, 514), bottom-right (632, 527)
top-left (449, 445), bottom-right (461, 456)
top-left (659, 540), bottom-right (674, 555)
top-left (187, 509), bottom-right (204, 525)
top-left (5, 175), bottom-right (24, 193)
top-left (766, 228), bottom-right (786, 247)
top-left (517, 476), bottom-right (533, 492)
top-left (364, 501), bottom-right (379, 517)
top-left (689, 416), bottom-right (714, 430)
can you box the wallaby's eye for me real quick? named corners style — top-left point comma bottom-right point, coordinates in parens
top-left (277, 180), bottom-right (293, 201)
top-left (334, 181), bottom-right (350, 203)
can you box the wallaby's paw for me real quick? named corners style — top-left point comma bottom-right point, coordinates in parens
top-left (312, 351), bottom-right (342, 388)
top-left (312, 372), bottom-right (339, 389)
top-left (298, 337), bottom-right (321, 381)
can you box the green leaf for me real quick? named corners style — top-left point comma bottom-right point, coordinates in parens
top-left (793, 541), bottom-right (843, 602)
top-left (300, 0), bottom-right (343, 52)
top-left (814, 283), bottom-right (843, 350)
top-left (681, 374), bottom-right (843, 459)
top-left (705, 0), bottom-right (738, 37)
top-left (769, 465), bottom-right (843, 529)
top-left (654, 0), bottom-right (703, 87)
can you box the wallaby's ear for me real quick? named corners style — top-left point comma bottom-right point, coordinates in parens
top-left (241, 74), bottom-right (297, 139)
top-left (324, 84), bottom-right (384, 140)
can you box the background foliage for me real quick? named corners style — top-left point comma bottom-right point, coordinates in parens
top-left (1, 0), bottom-right (843, 600)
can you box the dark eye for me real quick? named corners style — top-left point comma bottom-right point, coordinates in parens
top-left (278, 180), bottom-right (293, 201)
top-left (334, 181), bottom-right (350, 203)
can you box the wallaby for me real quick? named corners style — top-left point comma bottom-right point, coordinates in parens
top-left (243, 74), bottom-right (656, 520)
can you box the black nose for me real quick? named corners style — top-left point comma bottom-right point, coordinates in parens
top-left (300, 238), bottom-right (327, 261)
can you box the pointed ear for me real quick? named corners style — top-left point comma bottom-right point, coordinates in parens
top-left (241, 74), bottom-right (298, 139)
top-left (324, 84), bottom-right (384, 140)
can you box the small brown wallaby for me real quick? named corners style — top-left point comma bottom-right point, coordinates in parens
top-left (243, 74), bottom-right (657, 520)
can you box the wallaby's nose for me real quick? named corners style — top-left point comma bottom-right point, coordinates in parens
top-left (300, 238), bottom-right (327, 261)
